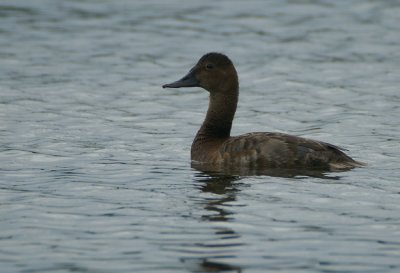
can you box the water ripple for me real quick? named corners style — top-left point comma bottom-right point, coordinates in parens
top-left (1, 0), bottom-right (400, 272)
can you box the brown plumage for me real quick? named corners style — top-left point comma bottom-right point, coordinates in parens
top-left (163, 52), bottom-right (364, 172)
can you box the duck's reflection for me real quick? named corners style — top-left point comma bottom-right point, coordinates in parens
top-left (198, 174), bottom-right (241, 223)
top-left (184, 163), bottom-right (343, 272)
top-left (183, 163), bottom-right (342, 272)
top-left (182, 170), bottom-right (243, 273)
top-left (192, 161), bottom-right (341, 180)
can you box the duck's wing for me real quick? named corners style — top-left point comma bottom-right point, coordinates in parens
top-left (219, 132), bottom-right (364, 170)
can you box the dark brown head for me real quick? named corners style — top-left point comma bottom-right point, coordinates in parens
top-left (163, 52), bottom-right (238, 94)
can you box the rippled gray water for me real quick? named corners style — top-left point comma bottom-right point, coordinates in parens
top-left (1, 1), bottom-right (400, 272)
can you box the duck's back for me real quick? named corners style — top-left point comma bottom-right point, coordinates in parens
top-left (214, 132), bottom-right (363, 171)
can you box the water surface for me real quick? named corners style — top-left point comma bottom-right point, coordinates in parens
top-left (1, 1), bottom-right (400, 272)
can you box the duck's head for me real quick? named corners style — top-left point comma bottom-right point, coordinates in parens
top-left (163, 52), bottom-right (238, 93)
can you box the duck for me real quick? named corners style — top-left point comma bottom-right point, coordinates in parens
top-left (163, 52), bottom-right (364, 171)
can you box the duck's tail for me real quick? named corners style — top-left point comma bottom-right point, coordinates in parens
top-left (329, 159), bottom-right (366, 171)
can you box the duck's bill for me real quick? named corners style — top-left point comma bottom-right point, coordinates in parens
top-left (162, 68), bottom-right (199, 88)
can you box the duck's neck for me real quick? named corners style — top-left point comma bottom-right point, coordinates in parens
top-left (195, 87), bottom-right (239, 142)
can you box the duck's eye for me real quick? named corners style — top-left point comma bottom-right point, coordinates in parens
top-left (205, 63), bottom-right (214, 70)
